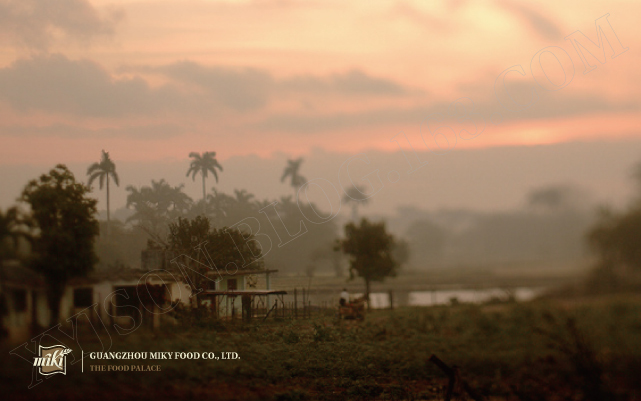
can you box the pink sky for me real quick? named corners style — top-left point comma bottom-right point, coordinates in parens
top-left (0, 0), bottom-right (638, 166)
top-left (0, 0), bottom-right (640, 218)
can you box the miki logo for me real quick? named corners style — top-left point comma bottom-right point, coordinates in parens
top-left (33, 345), bottom-right (72, 376)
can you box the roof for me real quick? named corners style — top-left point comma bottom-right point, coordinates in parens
top-left (68, 268), bottom-right (278, 285)
top-left (206, 269), bottom-right (278, 278)
top-left (201, 290), bottom-right (287, 296)
top-left (0, 260), bottom-right (45, 289)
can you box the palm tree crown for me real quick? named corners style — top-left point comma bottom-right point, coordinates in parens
top-left (343, 185), bottom-right (370, 221)
top-left (87, 150), bottom-right (119, 228)
top-left (281, 158), bottom-right (306, 193)
top-left (186, 152), bottom-right (223, 214)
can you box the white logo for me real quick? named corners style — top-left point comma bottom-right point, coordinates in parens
top-left (33, 345), bottom-right (72, 376)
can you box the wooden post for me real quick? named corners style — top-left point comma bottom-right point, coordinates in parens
top-left (389, 290), bottom-right (394, 310)
top-left (242, 294), bottom-right (251, 322)
top-left (266, 271), bottom-right (272, 310)
top-left (294, 288), bottom-right (298, 319)
top-left (429, 354), bottom-right (485, 401)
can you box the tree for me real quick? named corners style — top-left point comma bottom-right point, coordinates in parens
top-left (20, 165), bottom-right (99, 326)
top-left (126, 179), bottom-right (193, 241)
top-left (186, 152), bottom-right (223, 214)
top-left (168, 216), bottom-right (264, 308)
top-left (343, 184), bottom-right (371, 221)
top-left (0, 206), bottom-right (30, 337)
top-left (87, 150), bottom-right (120, 234)
top-left (584, 162), bottom-right (641, 292)
top-left (337, 218), bottom-right (400, 307)
top-left (281, 158), bottom-right (306, 195)
top-left (0, 207), bottom-right (24, 258)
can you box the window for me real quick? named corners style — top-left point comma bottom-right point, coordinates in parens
top-left (113, 286), bottom-right (140, 318)
top-left (227, 279), bottom-right (237, 291)
top-left (73, 288), bottom-right (93, 308)
top-left (13, 289), bottom-right (27, 312)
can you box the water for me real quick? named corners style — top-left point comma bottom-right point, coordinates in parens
top-left (358, 287), bottom-right (545, 309)
top-left (407, 287), bottom-right (544, 306)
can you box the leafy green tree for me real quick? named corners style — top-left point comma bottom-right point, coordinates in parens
top-left (281, 158), bottom-right (306, 195)
top-left (186, 152), bottom-right (223, 214)
top-left (337, 218), bottom-right (399, 306)
top-left (0, 207), bottom-right (24, 258)
top-left (87, 150), bottom-right (120, 234)
top-left (20, 165), bottom-right (99, 326)
top-left (168, 216), bottom-right (264, 306)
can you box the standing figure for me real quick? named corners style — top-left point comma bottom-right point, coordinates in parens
top-left (340, 288), bottom-right (349, 306)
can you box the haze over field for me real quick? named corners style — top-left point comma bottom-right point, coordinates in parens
top-left (1, 140), bottom-right (640, 218)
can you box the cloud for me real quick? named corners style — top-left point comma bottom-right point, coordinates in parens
top-left (495, 0), bottom-right (563, 41)
top-left (0, 122), bottom-right (187, 139)
top-left (0, 55), bottom-right (415, 119)
top-left (282, 69), bottom-right (408, 96)
top-left (157, 61), bottom-right (274, 111)
top-left (253, 86), bottom-right (638, 133)
top-left (0, 54), bottom-right (191, 117)
top-left (391, 2), bottom-right (451, 33)
top-left (0, 0), bottom-right (124, 50)
top-left (131, 62), bottom-right (413, 111)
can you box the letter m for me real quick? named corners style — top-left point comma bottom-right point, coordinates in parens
top-left (565, 14), bottom-right (628, 74)
top-left (33, 358), bottom-right (45, 367)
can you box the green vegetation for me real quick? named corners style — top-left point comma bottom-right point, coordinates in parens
top-left (20, 164), bottom-right (99, 326)
top-left (167, 215), bottom-right (265, 304)
top-left (4, 295), bottom-right (640, 400)
top-left (337, 218), bottom-right (400, 303)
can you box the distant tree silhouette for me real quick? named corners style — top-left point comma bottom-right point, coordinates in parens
top-left (281, 158), bottom-right (306, 196)
top-left (126, 179), bottom-right (193, 242)
top-left (234, 189), bottom-right (255, 206)
top-left (186, 152), bottom-right (223, 214)
top-left (343, 184), bottom-right (370, 221)
top-left (406, 219), bottom-right (446, 268)
top-left (87, 150), bottom-right (119, 234)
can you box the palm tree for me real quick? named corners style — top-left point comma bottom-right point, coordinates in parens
top-left (126, 179), bottom-right (193, 241)
top-left (343, 185), bottom-right (370, 221)
top-left (186, 152), bottom-right (223, 214)
top-left (87, 150), bottom-right (120, 234)
top-left (234, 189), bottom-right (255, 207)
top-left (281, 158), bottom-right (306, 195)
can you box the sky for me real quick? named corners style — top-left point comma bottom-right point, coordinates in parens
top-left (0, 0), bottom-right (639, 215)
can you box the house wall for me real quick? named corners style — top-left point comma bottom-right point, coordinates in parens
top-left (2, 286), bottom-right (49, 344)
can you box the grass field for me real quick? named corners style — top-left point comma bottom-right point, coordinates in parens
top-left (3, 292), bottom-right (641, 400)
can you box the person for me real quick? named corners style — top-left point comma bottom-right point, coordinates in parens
top-left (339, 288), bottom-right (349, 306)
